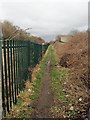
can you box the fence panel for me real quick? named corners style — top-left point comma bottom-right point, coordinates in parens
top-left (1, 39), bottom-right (49, 116)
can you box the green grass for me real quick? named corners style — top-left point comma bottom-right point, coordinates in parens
top-left (49, 46), bottom-right (68, 117)
top-left (48, 45), bottom-right (59, 65)
top-left (30, 50), bottom-right (50, 101)
top-left (29, 47), bottom-right (51, 100)
top-left (49, 46), bottom-right (77, 118)
top-left (51, 67), bottom-right (69, 102)
top-left (48, 46), bottom-right (69, 102)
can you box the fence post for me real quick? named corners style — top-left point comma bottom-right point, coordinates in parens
top-left (0, 25), bottom-right (2, 118)
top-left (27, 41), bottom-right (32, 82)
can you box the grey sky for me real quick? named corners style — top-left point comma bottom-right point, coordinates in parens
top-left (0, 0), bottom-right (89, 41)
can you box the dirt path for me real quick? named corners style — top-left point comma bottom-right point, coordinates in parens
top-left (32, 60), bottom-right (54, 118)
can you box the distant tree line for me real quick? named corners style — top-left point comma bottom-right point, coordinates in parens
top-left (0, 20), bottom-right (45, 44)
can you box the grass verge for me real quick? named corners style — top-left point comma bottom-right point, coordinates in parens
top-left (49, 46), bottom-right (77, 118)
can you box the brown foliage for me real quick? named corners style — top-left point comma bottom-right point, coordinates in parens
top-left (53, 32), bottom-right (89, 119)
top-left (1, 20), bottom-right (45, 44)
top-left (54, 32), bottom-right (88, 89)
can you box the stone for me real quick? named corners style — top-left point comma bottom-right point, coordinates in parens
top-left (70, 106), bottom-right (74, 111)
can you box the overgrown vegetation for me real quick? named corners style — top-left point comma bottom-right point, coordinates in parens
top-left (49, 46), bottom-right (78, 119)
top-left (1, 20), bottom-right (45, 44)
top-left (51, 67), bottom-right (68, 102)
top-left (6, 81), bottom-right (32, 118)
top-left (29, 51), bottom-right (49, 102)
top-left (5, 44), bottom-right (87, 119)
top-left (53, 32), bottom-right (89, 119)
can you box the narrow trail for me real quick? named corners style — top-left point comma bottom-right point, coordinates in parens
top-left (32, 60), bottom-right (54, 118)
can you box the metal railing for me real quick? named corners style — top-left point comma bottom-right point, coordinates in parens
top-left (0, 38), bottom-right (49, 116)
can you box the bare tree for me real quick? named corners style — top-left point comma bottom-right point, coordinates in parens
top-left (1, 20), bottom-right (45, 43)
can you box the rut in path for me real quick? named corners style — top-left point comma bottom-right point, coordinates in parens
top-left (32, 60), bottom-right (54, 118)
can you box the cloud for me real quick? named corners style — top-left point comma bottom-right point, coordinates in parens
top-left (0, 0), bottom-right (88, 41)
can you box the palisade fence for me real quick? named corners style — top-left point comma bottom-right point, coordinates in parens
top-left (0, 38), bottom-right (49, 116)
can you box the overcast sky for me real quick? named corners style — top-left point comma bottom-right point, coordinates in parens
top-left (0, 0), bottom-right (89, 41)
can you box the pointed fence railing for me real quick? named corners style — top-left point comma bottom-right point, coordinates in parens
top-left (0, 38), bottom-right (49, 116)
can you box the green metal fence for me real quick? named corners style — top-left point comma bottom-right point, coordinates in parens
top-left (1, 39), bottom-right (49, 116)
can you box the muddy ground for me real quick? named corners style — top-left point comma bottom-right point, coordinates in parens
top-left (31, 61), bottom-right (54, 118)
